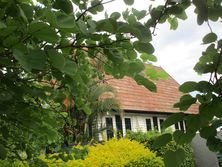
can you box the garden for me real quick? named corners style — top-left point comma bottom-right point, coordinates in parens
top-left (0, 131), bottom-right (195, 167)
top-left (1, 0), bottom-right (222, 166)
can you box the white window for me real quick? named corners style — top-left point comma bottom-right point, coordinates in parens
top-left (125, 118), bottom-right (132, 131)
top-left (146, 118), bottom-right (153, 131)
top-left (105, 117), bottom-right (114, 139)
top-left (175, 121), bottom-right (186, 132)
top-left (158, 118), bottom-right (166, 131)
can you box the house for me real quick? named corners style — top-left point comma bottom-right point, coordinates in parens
top-left (97, 66), bottom-right (198, 140)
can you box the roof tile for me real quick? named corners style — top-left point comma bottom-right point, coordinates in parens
top-left (106, 66), bottom-right (198, 114)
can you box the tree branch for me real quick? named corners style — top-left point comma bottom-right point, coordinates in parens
top-left (76, 0), bottom-right (116, 22)
top-left (54, 37), bottom-right (133, 50)
top-left (152, 0), bottom-right (170, 35)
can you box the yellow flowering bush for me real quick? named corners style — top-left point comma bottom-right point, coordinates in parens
top-left (38, 154), bottom-right (66, 167)
top-left (67, 138), bottom-right (164, 167)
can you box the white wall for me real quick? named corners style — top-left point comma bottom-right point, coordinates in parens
top-left (98, 111), bottom-right (177, 141)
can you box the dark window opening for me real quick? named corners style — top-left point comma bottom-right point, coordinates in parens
top-left (175, 123), bottom-right (179, 130)
top-left (180, 121), bottom-right (185, 132)
top-left (159, 119), bottom-right (165, 131)
top-left (146, 119), bottom-right (152, 131)
top-left (125, 118), bottom-right (132, 131)
top-left (115, 115), bottom-right (123, 138)
top-left (153, 117), bottom-right (158, 131)
top-left (106, 117), bottom-right (113, 139)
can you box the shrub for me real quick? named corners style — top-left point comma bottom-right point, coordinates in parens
top-left (67, 138), bottom-right (164, 167)
top-left (126, 131), bottom-right (195, 167)
top-left (39, 145), bottom-right (88, 167)
top-left (0, 159), bottom-right (28, 167)
top-left (126, 157), bottom-right (164, 167)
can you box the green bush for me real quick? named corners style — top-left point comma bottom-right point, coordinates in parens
top-left (0, 159), bottom-right (28, 167)
top-left (39, 145), bottom-right (88, 167)
top-left (126, 157), bottom-right (164, 167)
top-left (66, 138), bottom-right (164, 167)
top-left (126, 131), bottom-right (195, 167)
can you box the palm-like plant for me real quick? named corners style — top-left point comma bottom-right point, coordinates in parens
top-left (86, 84), bottom-right (121, 140)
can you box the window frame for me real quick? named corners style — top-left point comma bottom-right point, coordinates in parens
top-left (175, 120), bottom-right (186, 132)
top-left (145, 117), bottom-right (153, 131)
top-left (124, 117), bottom-right (132, 131)
top-left (105, 116), bottom-right (114, 139)
top-left (157, 117), bottom-right (166, 132)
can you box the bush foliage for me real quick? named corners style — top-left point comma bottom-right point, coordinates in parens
top-left (67, 138), bottom-right (164, 167)
top-left (0, 138), bottom-right (163, 166)
top-left (126, 131), bottom-right (195, 167)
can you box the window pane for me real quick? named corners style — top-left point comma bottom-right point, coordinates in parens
top-left (146, 119), bottom-right (152, 131)
top-left (115, 115), bottom-right (123, 138)
top-left (159, 119), bottom-right (164, 130)
top-left (175, 122), bottom-right (179, 130)
top-left (106, 117), bottom-right (113, 139)
top-left (180, 121), bottom-right (185, 132)
top-left (153, 117), bottom-right (158, 131)
top-left (125, 118), bottom-right (132, 131)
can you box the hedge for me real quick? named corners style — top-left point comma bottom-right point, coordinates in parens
top-left (126, 131), bottom-right (195, 167)
top-left (66, 138), bottom-right (164, 167)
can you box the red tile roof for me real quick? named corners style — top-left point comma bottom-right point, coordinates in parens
top-left (105, 66), bottom-right (198, 114)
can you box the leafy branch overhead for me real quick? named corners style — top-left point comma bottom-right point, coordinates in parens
top-left (1, 0), bottom-right (222, 166)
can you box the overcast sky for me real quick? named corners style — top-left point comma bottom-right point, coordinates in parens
top-left (98, 0), bottom-right (221, 84)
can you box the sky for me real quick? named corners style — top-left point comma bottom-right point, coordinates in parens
top-left (96, 0), bottom-right (221, 84)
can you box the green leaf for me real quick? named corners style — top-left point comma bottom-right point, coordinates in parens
top-left (173, 130), bottom-right (195, 144)
top-left (168, 5), bottom-right (184, 15)
top-left (194, 62), bottom-right (215, 74)
top-left (150, 7), bottom-right (163, 20)
top-left (140, 53), bottom-right (157, 62)
top-left (77, 19), bottom-right (88, 35)
top-left (56, 13), bottom-right (76, 29)
top-left (20, 3), bottom-right (33, 19)
top-left (207, 136), bottom-right (222, 152)
top-left (0, 144), bottom-right (7, 159)
top-left (62, 59), bottom-right (77, 77)
top-left (97, 19), bottom-right (117, 33)
top-left (133, 24), bottom-right (152, 42)
top-left (127, 14), bottom-right (137, 25)
top-left (52, 0), bottom-right (73, 14)
top-left (146, 66), bottom-right (159, 80)
top-left (196, 81), bottom-right (213, 93)
top-left (153, 133), bottom-right (172, 148)
top-left (176, 11), bottom-right (188, 20)
top-left (200, 126), bottom-right (217, 139)
top-left (202, 32), bottom-right (217, 44)
top-left (162, 113), bottom-right (185, 129)
top-left (90, 0), bottom-right (104, 13)
top-left (193, 0), bottom-right (208, 25)
top-left (132, 8), bottom-right (146, 20)
top-left (158, 70), bottom-right (168, 80)
top-left (28, 50), bottom-right (46, 70)
top-left (13, 49), bottom-right (31, 71)
top-left (110, 12), bottom-right (121, 20)
top-left (0, 22), bottom-right (6, 29)
top-left (17, 4), bottom-right (28, 23)
top-left (134, 41), bottom-right (154, 54)
top-left (124, 0), bottom-right (134, 6)
top-left (127, 61), bottom-right (145, 76)
top-left (29, 22), bottom-right (59, 43)
top-left (164, 148), bottom-right (185, 167)
top-left (0, 91), bottom-right (13, 101)
top-left (186, 114), bottom-right (201, 133)
top-left (168, 17), bottom-right (178, 30)
top-left (174, 94), bottom-right (196, 111)
top-left (134, 74), bottom-right (157, 92)
top-left (48, 50), bottom-right (65, 70)
top-left (179, 81), bottom-right (197, 93)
